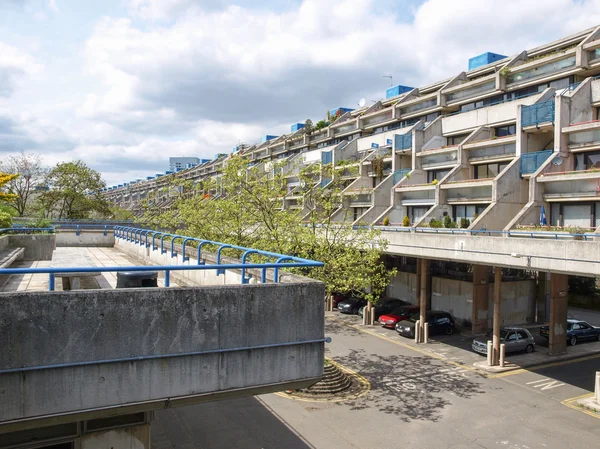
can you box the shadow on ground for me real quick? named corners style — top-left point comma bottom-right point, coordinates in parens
top-left (334, 349), bottom-right (486, 423)
top-left (152, 396), bottom-right (315, 449)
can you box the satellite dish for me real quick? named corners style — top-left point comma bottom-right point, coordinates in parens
top-left (551, 155), bottom-right (564, 166)
top-left (358, 98), bottom-right (366, 108)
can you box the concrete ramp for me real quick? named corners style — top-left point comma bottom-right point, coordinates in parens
top-left (0, 282), bottom-right (325, 431)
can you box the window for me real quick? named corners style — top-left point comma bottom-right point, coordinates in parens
top-left (495, 125), bottom-right (516, 137)
top-left (572, 323), bottom-right (582, 330)
top-left (579, 322), bottom-right (591, 330)
top-left (551, 202), bottom-right (599, 227)
top-left (506, 332), bottom-right (518, 341)
top-left (453, 204), bottom-right (487, 222)
top-left (447, 133), bottom-right (470, 145)
top-left (427, 169), bottom-right (450, 183)
top-left (575, 151), bottom-right (600, 171)
top-left (474, 162), bottom-right (509, 179)
top-left (517, 330), bottom-right (529, 339)
top-left (407, 206), bottom-right (429, 224)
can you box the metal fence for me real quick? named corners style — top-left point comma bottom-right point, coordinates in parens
top-left (520, 150), bottom-right (553, 175)
top-left (521, 99), bottom-right (555, 128)
top-left (394, 133), bottom-right (412, 151)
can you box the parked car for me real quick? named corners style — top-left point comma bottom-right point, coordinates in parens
top-left (472, 327), bottom-right (535, 355)
top-left (358, 298), bottom-right (411, 319)
top-left (337, 298), bottom-right (367, 315)
top-left (378, 305), bottom-right (419, 329)
top-left (395, 310), bottom-right (455, 338)
top-left (539, 319), bottom-right (600, 346)
top-left (331, 293), bottom-right (349, 309)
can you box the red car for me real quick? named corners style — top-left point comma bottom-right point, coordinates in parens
top-left (378, 305), bottom-right (419, 329)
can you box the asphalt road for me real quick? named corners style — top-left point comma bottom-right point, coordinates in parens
top-left (151, 317), bottom-right (600, 449)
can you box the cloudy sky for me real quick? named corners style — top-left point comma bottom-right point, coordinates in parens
top-left (2, 0), bottom-right (600, 185)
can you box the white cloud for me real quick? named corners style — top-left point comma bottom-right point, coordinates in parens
top-left (4, 0), bottom-right (600, 186)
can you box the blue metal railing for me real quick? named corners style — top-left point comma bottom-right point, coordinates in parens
top-left (520, 150), bottom-right (553, 175)
top-left (521, 99), bottom-right (555, 128)
top-left (393, 169), bottom-right (410, 184)
top-left (321, 151), bottom-right (332, 165)
top-left (0, 227), bottom-right (323, 291)
top-left (560, 81), bottom-right (581, 96)
top-left (394, 133), bottom-right (412, 151)
top-left (320, 178), bottom-right (331, 188)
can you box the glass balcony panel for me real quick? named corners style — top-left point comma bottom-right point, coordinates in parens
top-left (399, 98), bottom-right (437, 115)
top-left (508, 55), bottom-right (576, 85)
top-left (423, 152), bottom-right (458, 166)
top-left (469, 142), bottom-right (516, 159)
top-left (446, 80), bottom-right (496, 102)
top-left (569, 129), bottom-right (600, 147)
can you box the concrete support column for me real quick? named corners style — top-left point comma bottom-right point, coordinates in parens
top-left (419, 258), bottom-right (430, 343)
top-left (472, 265), bottom-right (490, 334)
top-left (492, 267), bottom-right (502, 365)
top-left (415, 257), bottom-right (422, 306)
top-left (535, 271), bottom-right (549, 323)
top-left (549, 273), bottom-right (569, 356)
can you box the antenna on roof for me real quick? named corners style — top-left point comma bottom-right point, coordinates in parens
top-left (358, 98), bottom-right (366, 108)
top-left (383, 75), bottom-right (393, 87)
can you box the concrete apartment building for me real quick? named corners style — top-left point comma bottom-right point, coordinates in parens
top-left (105, 25), bottom-right (600, 232)
top-left (100, 26), bottom-right (600, 362)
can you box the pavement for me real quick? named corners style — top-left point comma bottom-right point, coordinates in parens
top-left (151, 312), bottom-right (600, 449)
top-left (2, 246), bottom-right (176, 292)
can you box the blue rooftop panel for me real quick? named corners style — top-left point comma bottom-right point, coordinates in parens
top-left (261, 135), bottom-right (278, 143)
top-left (146, 176), bottom-right (155, 180)
top-left (468, 52), bottom-right (507, 70)
top-left (386, 84), bottom-right (413, 99)
top-left (291, 123), bottom-right (305, 132)
top-left (330, 107), bottom-right (353, 117)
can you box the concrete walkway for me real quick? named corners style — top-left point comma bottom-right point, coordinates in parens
top-left (2, 246), bottom-right (177, 292)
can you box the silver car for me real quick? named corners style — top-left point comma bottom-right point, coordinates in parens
top-left (472, 327), bottom-right (535, 355)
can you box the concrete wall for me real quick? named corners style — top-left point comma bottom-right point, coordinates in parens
top-left (56, 230), bottom-right (115, 247)
top-left (8, 234), bottom-right (55, 260)
top-left (387, 271), bottom-right (417, 302)
top-left (489, 279), bottom-right (536, 326)
top-left (0, 282), bottom-right (325, 426)
top-left (380, 231), bottom-right (600, 277)
top-left (431, 277), bottom-right (473, 326)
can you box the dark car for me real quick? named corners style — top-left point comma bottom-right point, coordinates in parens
top-left (358, 298), bottom-right (411, 319)
top-left (337, 298), bottom-right (367, 315)
top-left (472, 327), bottom-right (535, 355)
top-left (378, 305), bottom-right (419, 329)
top-left (540, 319), bottom-right (600, 346)
top-left (395, 310), bottom-right (455, 338)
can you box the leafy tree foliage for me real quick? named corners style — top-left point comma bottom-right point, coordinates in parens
top-left (1, 152), bottom-right (48, 216)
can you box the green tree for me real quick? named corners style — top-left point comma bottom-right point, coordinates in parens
top-left (41, 161), bottom-right (108, 219)
top-left (1, 152), bottom-right (48, 216)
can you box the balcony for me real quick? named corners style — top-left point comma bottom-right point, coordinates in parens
top-left (445, 79), bottom-right (496, 103)
top-left (507, 54), bottom-right (576, 87)
top-left (421, 151), bottom-right (458, 168)
top-left (394, 132), bottom-right (412, 151)
top-left (441, 182), bottom-right (493, 204)
top-left (464, 138), bottom-right (517, 161)
top-left (348, 193), bottom-right (373, 207)
top-left (520, 150), bottom-right (553, 175)
top-left (398, 97), bottom-right (437, 117)
top-left (393, 169), bottom-right (411, 184)
top-left (521, 99), bottom-right (555, 128)
top-left (568, 128), bottom-right (600, 150)
top-left (538, 169), bottom-right (600, 200)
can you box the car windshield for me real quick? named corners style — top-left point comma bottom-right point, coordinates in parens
top-left (390, 307), bottom-right (410, 316)
top-left (408, 312), bottom-right (428, 323)
top-left (485, 329), bottom-right (509, 340)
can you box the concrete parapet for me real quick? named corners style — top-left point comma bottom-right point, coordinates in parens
top-left (0, 281), bottom-right (325, 429)
top-left (56, 230), bottom-right (115, 247)
top-left (8, 234), bottom-right (56, 260)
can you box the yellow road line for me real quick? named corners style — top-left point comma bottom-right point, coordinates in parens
top-left (489, 353), bottom-right (600, 378)
top-left (561, 393), bottom-right (600, 419)
top-left (331, 318), bottom-right (481, 374)
top-left (330, 318), bottom-right (600, 379)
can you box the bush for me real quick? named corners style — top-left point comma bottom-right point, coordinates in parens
top-left (443, 215), bottom-right (452, 228)
top-left (31, 218), bottom-right (52, 229)
top-left (402, 216), bottom-right (410, 227)
top-left (383, 216), bottom-right (390, 226)
top-left (0, 212), bottom-right (12, 228)
top-left (429, 218), bottom-right (443, 228)
top-left (460, 218), bottom-right (470, 229)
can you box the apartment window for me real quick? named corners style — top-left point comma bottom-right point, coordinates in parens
top-left (474, 161), bottom-right (509, 179)
top-left (551, 202), bottom-right (598, 228)
top-left (427, 169), bottom-right (450, 183)
top-left (575, 151), bottom-right (600, 171)
top-left (407, 206), bottom-right (429, 224)
top-left (453, 204), bottom-right (488, 222)
top-left (495, 124), bottom-right (516, 137)
top-left (447, 133), bottom-right (470, 145)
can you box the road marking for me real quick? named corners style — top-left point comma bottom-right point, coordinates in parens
top-left (525, 378), bottom-right (565, 390)
top-left (489, 353), bottom-right (600, 378)
top-left (561, 393), bottom-right (600, 419)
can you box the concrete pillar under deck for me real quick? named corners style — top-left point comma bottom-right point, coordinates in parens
top-left (415, 258), bottom-right (422, 306)
top-left (549, 273), bottom-right (569, 356)
top-left (472, 265), bottom-right (490, 334)
top-left (492, 268), bottom-right (502, 366)
top-left (419, 258), bottom-right (430, 343)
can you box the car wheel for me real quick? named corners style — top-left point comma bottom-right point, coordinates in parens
top-left (525, 344), bottom-right (534, 353)
top-left (570, 335), bottom-right (577, 346)
top-left (445, 326), bottom-right (453, 335)
top-left (352, 307), bottom-right (358, 315)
